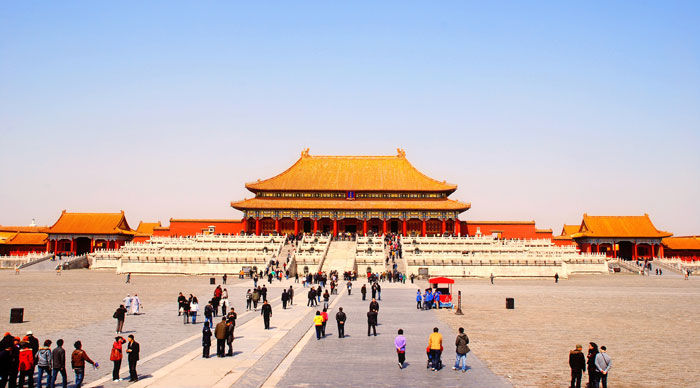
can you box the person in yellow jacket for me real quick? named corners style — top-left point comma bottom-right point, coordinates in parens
top-left (313, 311), bottom-right (324, 340)
top-left (427, 327), bottom-right (443, 371)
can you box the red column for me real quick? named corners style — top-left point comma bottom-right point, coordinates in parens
top-left (46, 240), bottom-right (51, 253)
top-left (633, 242), bottom-right (638, 260)
top-left (70, 238), bottom-right (75, 254)
top-left (441, 220), bottom-right (446, 234)
top-left (659, 244), bottom-right (664, 258)
top-left (255, 219), bottom-right (261, 235)
top-left (90, 239), bottom-right (95, 253)
top-left (402, 220), bottom-right (407, 236)
top-left (363, 220), bottom-right (367, 235)
top-left (586, 243), bottom-right (591, 253)
top-left (294, 219), bottom-right (299, 235)
top-left (274, 218), bottom-right (280, 234)
top-left (421, 220), bottom-right (427, 236)
top-left (455, 221), bottom-right (461, 236)
top-left (333, 219), bottom-right (338, 235)
top-left (595, 244), bottom-right (599, 253)
top-left (612, 242), bottom-right (617, 258)
top-left (382, 220), bottom-right (387, 235)
top-left (313, 219), bottom-right (318, 234)
top-left (242, 218), bottom-right (248, 234)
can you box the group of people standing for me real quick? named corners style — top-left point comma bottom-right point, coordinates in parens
top-left (416, 288), bottom-right (443, 310)
top-left (569, 343), bottom-right (612, 388)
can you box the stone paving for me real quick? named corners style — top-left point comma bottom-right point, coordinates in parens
top-left (3, 269), bottom-right (511, 388)
top-left (274, 281), bottom-right (512, 388)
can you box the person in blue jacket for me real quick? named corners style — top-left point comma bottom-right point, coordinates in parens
top-left (434, 290), bottom-right (442, 309)
top-left (424, 290), bottom-right (433, 310)
top-left (416, 290), bottom-right (422, 309)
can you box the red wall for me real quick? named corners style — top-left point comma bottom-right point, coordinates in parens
top-left (665, 249), bottom-right (700, 261)
top-left (153, 220), bottom-right (244, 237)
top-left (461, 222), bottom-right (543, 239)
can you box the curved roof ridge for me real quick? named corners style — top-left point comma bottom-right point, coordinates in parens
top-left (244, 149), bottom-right (458, 192)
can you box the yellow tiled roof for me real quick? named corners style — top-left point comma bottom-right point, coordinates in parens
top-left (662, 236), bottom-right (700, 250)
top-left (561, 224), bottom-right (580, 237)
top-left (135, 221), bottom-right (162, 236)
top-left (572, 214), bottom-right (672, 239)
top-left (3, 232), bottom-right (48, 245)
top-left (231, 198), bottom-right (470, 211)
top-left (245, 149), bottom-right (457, 193)
top-left (48, 210), bottom-right (134, 235)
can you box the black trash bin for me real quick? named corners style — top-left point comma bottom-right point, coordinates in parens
top-left (10, 308), bottom-right (24, 323)
top-left (210, 277), bottom-right (216, 285)
top-left (506, 298), bottom-right (514, 309)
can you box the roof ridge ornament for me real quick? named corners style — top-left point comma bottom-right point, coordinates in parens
top-left (301, 148), bottom-right (310, 157)
top-left (397, 148), bottom-right (406, 158)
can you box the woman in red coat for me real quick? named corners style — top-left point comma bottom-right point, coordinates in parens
top-left (110, 336), bottom-right (126, 382)
top-left (18, 341), bottom-right (34, 388)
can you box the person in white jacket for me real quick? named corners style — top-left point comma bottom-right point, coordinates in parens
top-left (190, 297), bottom-right (200, 324)
top-left (132, 294), bottom-right (141, 315)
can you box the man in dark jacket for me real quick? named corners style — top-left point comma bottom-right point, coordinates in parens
top-left (307, 288), bottom-right (316, 307)
top-left (569, 344), bottom-right (586, 388)
top-left (214, 318), bottom-right (227, 357)
top-left (281, 290), bottom-right (289, 309)
top-left (115, 305), bottom-right (128, 334)
top-left (126, 335), bottom-right (139, 382)
top-left (336, 307), bottom-right (347, 338)
top-left (367, 310), bottom-right (378, 336)
top-left (453, 328), bottom-right (470, 372)
top-left (51, 339), bottom-right (67, 388)
top-left (177, 292), bottom-right (186, 316)
top-left (361, 284), bottom-right (367, 300)
top-left (369, 299), bottom-right (379, 323)
top-left (261, 300), bottom-right (273, 330)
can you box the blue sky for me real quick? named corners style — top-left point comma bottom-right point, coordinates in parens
top-left (1, 1), bottom-right (699, 234)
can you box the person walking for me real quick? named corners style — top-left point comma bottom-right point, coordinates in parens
top-left (335, 307), bottom-right (347, 338)
top-left (288, 286), bottom-right (294, 306)
top-left (376, 282), bottom-right (382, 300)
top-left (322, 290), bottom-right (330, 310)
top-left (281, 289), bottom-right (289, 309)
top-left (245, 289), bottom-right (252, 310)
top-left (395, 329), bottom-right (407, 369)
top-left (453, 327), bottom-right (469, 372)
top-left (204, 301), bottom-right (214, 329)
top-left (313, 311), bottom-right (324, 340)
top-left (490, 273), bottom-right (494, 285)
top-left (202, 322), bottom-right (212, 358)
top-left (132, 294), bottom-right (141, 315)
top-left (369, 298), bottom-right (379, 323)
top-left (261, 300), bottom-right (272, 330)
top-left (595, 346), bottom-right (612, 388)
top-left (416, 289), bottom-right (422, 309)
top-left (554, 273), bottom-right (560, 283)
top-left (126, 335), bottom-right (139, 382)
top-left (36, 339), bottom-right (52, 388)
top-left (225, 318), bottom-right (235, 357)
top-left (361, 284), bottom-right (367, 300)
top-left (252, 289), bottom-right (260, 311)
top-left (371, 283), bottom-right (377, 299)
top-left (51, 339), bottom-right (67, 388)
top-left (125, 273), bottom-right (131, 284)
top-left (109, 336), bottom-right (125, 382)
top-left (71, 341), bottom-right (96, 388)
top-left (569, 344), bottom-right (586, 388)
top-left (346, 281), bottom-right (352, 295)
top-left (586, 342), bottom-right (599, 388)
top-left (307, 288), bottom-right (316, 307)
top-left (214, 318), bottom-right (227, 358)
top-left (428, 327), bottom-right (442, 371)
top-left (190, 297), bottom-right (199, 324)
top-left (18, 340), bottom-right (34, 388)
top-left (320, 308), bottom-right (328, 337)
top-left (367, 309), bottom-right (378, 336)
top-left (114, 304), bottom-right (127, 334)
top-left (123, 294), bottom-right (132, 315)
top-left (221, 289), bottom-right (229, 316)
top-left (177, 292), bottom-right (186, 316)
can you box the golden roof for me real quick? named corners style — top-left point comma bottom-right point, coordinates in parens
top-left (1, 232), bottom-right (48, 245)
top-left (231, 198), bottom-right (470, 211)
top-left (560, 224), bottom-right (580, 237)
top-left (466, 221), bottom-right (535, 225)
top-left (48, 211), bottom-right (134, 235)
top-left (135, 221), bottom-right (162, 236)
top-left (245, 149), bottom-right (457, 193)
top-left (662, 236), bottom-right (700, 250)
top-left (571, 214), bottom-right (672, 239)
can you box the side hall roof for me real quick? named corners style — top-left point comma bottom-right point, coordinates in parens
top-left (244, 149), bottom-right (458, 193)
top-left (571, 214), bottom-right (672, 239)
top-left (662, 236), bottom-right (700, 250)
top-left (48, 210), bottom-right (134, 235)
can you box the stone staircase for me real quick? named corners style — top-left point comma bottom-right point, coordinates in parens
top-left (321, 240), bottom-right (357, 273)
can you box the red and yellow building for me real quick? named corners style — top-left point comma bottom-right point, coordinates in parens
top-left (47, 211), bottom-right (134, 255)
top-left (570, 214), bottom-right (672, 259)
top-left (0, 226), bottom-right (49, 256)
top-left (231, 149), bottom-right (471, 236)
top-left (662, 236), bottom-right (700, 261)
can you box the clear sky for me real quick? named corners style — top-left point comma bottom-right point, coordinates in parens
top-left (1, 1), bottom-right (699, 235)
